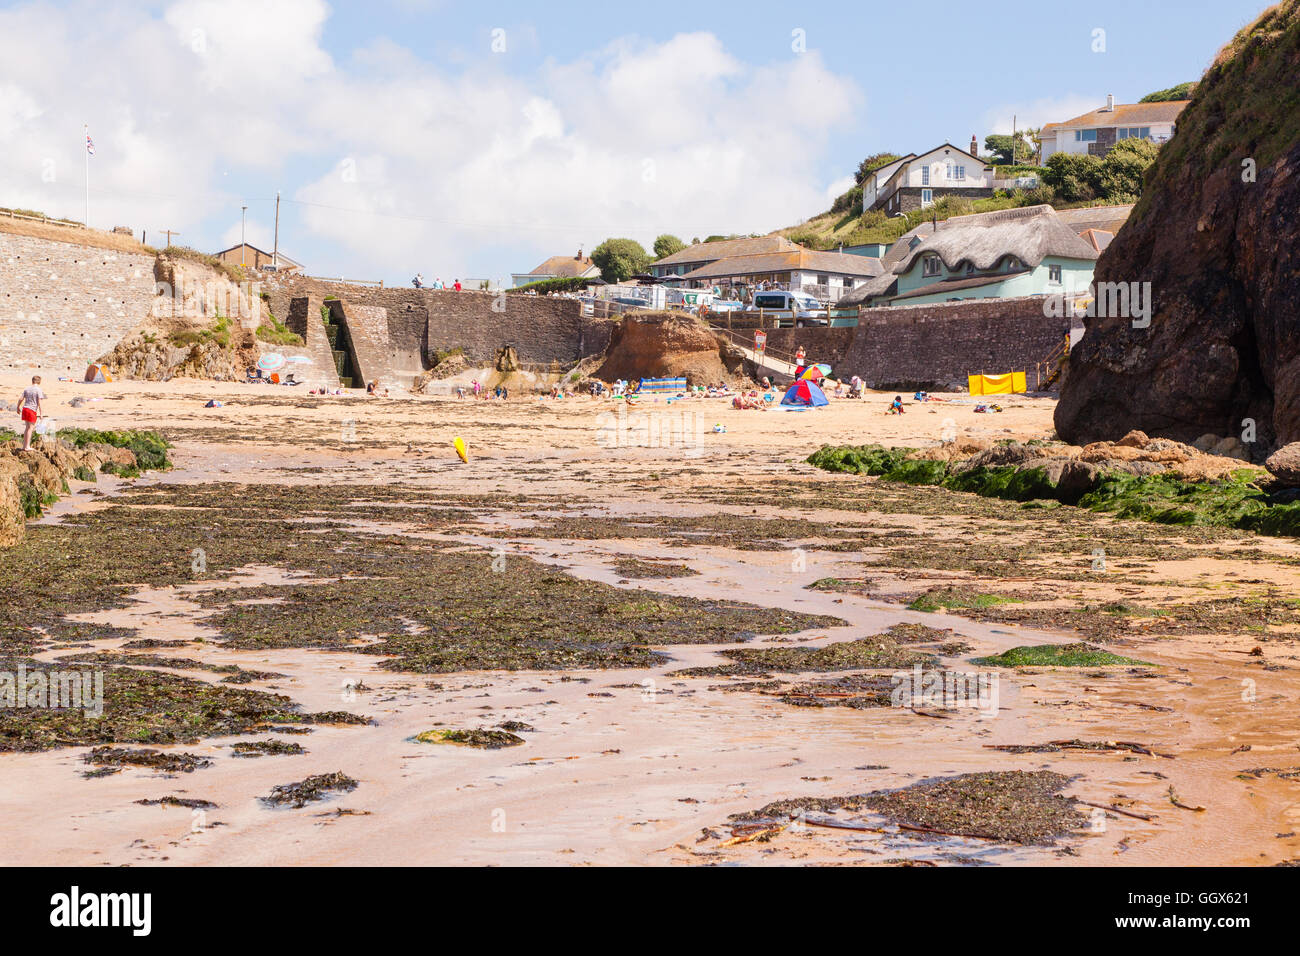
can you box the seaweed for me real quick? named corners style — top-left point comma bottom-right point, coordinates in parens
top-left (262, 771), bottom-right (358, 808)
top-left (414, 728), bottom-right (525, 749)
top-left (83, 746), bottom-right (212, 774)
top-left (732, 770), bottom-right (1086, 845)
top-left (974, 642), bottom-right (1152, 668)
top-left (673, 635), bottom-right (933, 677)
top-left (231, 739), bottom-right (306, 758)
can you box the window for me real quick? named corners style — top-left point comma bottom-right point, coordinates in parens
top-left (921, 188), bottom-right (933, 207)
top-left (1048, 264), bottom-right (1062, 284)
top-left (921, 166), bottom-right (930, 186)
top-left (922, 255), bottom-right (942, 277)
top-left (965, 263), bottom-right (975, 275)
top-left (1117, 127), bottom-right (1152, 140)
top-left (908, 236), bottom-right (921, 249)
top-left (1074, 129), bottom-right (1098, 142)
top-left (817, 274), bottom-right (828, 285)
top-left (947, 164), bottom-right (965, 181)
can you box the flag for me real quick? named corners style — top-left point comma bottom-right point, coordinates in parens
top-left (85, 133), bottom-right (95, 155)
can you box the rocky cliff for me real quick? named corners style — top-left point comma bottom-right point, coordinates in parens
top-left (97, 253), bottom-right (264, 381)
top-left (1055, 1), bottom-right (1300, 456)
top-left (594, 312), bottom-right (750, 385)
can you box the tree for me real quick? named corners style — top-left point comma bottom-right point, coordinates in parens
top-left (830, 184), bottom-right (864, 216)
top-left (652, 234), bottom-right (686, 259)
top-left (1095, 137), bottom-right (1160, 202)
top-left (590, 238), bottom-right (651, 283)
top-left (855, 152), bottom-right (903, 184)
top-left (1042, 152), bottom-right (1103, 202)
top-left (985, 132), bottom-right (1036, 166)
top-left (1139, 82), bottom-right (1196, 103)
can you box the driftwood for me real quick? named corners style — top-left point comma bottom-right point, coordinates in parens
top-left (1167, 787), bottom-right (1207, 812)
top-left (1074, 799), bottom-right (1158, 822)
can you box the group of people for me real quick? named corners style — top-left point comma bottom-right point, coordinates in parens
top-left (412, 275), bottom-right (462, 292)
top-left (453, 381), bottom-right (509, 400)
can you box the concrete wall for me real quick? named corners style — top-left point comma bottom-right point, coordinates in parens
top-left (0, 232), bottom-right (157, 373)
top-left (839, 296), bottom-right (1074, 390)
top-left (262, 276), bottom-right (614, 377)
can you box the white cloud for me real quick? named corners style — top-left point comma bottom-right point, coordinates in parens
top-left (982, 94), bottom-right (1102, 134)
top-left (824, 174), bottom-right (855, 203)
top-left (0, 3), bottom-right (862, 278)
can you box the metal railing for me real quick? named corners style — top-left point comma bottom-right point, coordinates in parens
top-left (303, 274), bottom-right (385, 287)
top-left (1033, 335), bottom-right (1071, 390)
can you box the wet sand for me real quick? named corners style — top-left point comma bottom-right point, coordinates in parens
top-left (2, 371), bottom-right (1298, 866)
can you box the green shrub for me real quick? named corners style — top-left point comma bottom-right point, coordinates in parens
top-left (169, 314), bottom-right (232, 350)
top-left (58, 428), bottom-right (172, 472)
top-left (1042, 153), bottom-right (1104, 202)
top-left (256, 313), bottom-right (304, 346)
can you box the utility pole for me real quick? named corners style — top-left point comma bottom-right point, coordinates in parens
top-left (241, 205), bottom-right (247, 266)
top-left (1012, 114), bottom-right (1018, 165)
top-left (272, 191), bottom-right (280, 271)
top-left (83, 123), bottom-right (90, 228)
top-left (161, 229), bottom-right (179, 248)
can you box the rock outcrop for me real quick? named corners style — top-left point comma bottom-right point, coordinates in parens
top-left (0, 437), bottom-right (136, 547)
top-left (1056, 1), bottom-right (1300, 454)
top-left (594, 312), bottom-right (751, 386)
top-left (97, 251), bottom-right (264, 381)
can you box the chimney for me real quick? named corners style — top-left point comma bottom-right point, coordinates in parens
top-left (576, 248), bottom-right (583, 260)
top-left (1105, 93), bottom-right (1115, 111)
top-left (970, 134), bottom-right (978, 156)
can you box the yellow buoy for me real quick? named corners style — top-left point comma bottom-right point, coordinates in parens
top-left (453, 436), bottom-right (469, 463)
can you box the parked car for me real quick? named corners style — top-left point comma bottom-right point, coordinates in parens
top-left (748, 290), bottom-right (828, 326)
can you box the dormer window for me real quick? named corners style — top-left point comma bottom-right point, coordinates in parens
top-left (922, 255), bottom-right (942, 277)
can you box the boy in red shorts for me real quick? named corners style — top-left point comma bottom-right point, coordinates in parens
top-left (17, 375), bottom-right (45, 451)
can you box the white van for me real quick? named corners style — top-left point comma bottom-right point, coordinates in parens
top-left (749, 290), bottom-right (827, 326)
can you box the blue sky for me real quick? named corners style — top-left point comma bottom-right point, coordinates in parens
top-left (0, 0), bottom-right (1270, 286)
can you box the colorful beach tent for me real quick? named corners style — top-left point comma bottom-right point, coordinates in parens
top-left (968, 371), bottom-right (1026, 395)
top-left (780, 380), bottom-right (829, 407)
top-left (83, 364), bottom-right (110, 383)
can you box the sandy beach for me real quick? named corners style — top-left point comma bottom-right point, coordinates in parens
top-left (1, 369), bottom-right (1296, 867)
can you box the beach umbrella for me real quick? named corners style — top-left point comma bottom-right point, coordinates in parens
top-left (284, 355), bottom-right (313, 364)
top-left (257, 353), bottom-right (286, 372)
top-left (799, 365), bottom-right (824, 382)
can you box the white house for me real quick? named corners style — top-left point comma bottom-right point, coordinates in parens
top-left (865, 144), bottom-right (996, 214)
top-left (1039, 95), bottom-right (1189, 162)
top-left (676, 248), bottom-right (883, 302)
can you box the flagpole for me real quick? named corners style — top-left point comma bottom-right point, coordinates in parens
top-left (83, 123), bottom-right (89, 227)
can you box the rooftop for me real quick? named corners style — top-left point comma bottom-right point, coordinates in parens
top-left (654, 235), bottom-right (800, 267)
top-left (528, 252), bottom-right (598, 278)
top-left (1041, 100), bottom-right (1190, 132)
top-left (890, 204), bottom-right (1100, 276)
top-left (680, 248), bottom-right (884, 281)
